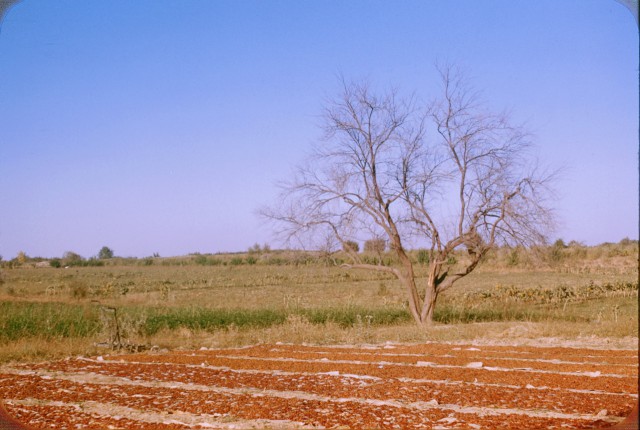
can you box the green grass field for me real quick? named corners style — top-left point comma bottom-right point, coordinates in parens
top-left (0, 243), bottom-right (637, 363)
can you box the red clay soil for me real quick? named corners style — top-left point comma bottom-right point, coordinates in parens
top-left (0, 343), bottom-right (637, 429)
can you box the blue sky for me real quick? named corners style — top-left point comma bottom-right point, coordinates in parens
top-left (0, 0), bottom-right (637, 259)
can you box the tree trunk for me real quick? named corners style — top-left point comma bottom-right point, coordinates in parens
top-left (420, 281), bottom-right (438, 325)
top-left (397, 257), bottom-right (423, 326)
top-left (398, 270), bottom-right (438, 326)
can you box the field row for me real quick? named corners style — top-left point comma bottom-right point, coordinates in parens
top-left (1, 342), bottom-right (636, 429)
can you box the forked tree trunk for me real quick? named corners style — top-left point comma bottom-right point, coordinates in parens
top-left (399, 274), bottom-right (439, 326)
top-left (395, 249), bottom-right (442, 326)
top-left (421, 283), bottom-right (438, 324)
top-left (397, 255), bottom-right (423, 325)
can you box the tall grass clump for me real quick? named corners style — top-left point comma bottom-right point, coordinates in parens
top-left (143, 308), bottom-right (287, 335)
top-left (298, 306), bottom-right (410, 328)
top-left (0, 301), bottom-right (100, 342)
top-left (433, 304), bottom-right (547, 324)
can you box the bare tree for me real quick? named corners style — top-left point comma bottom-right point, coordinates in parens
top-left (263, 65), bottom-right (556, 326)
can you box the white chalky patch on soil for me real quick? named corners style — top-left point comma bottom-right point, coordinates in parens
top-left (265, 347), bottom-right (638, 368)
top-left (213, 354), bottom-right (632, 378)
top-left (1, 367), bottom-right (625, 424)
top-left (43, 357), bottom-right (638, 398)
top-left (4, 398), bottom-right (317, 429)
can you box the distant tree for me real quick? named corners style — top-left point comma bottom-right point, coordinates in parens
top-left (263, 65), bottom-right (556, 327)
top-left (343, 240), bottom-right (360, 254)
top-left (553, 239), bottom-right (567, 248)
top-left (618, 237), bottom-right (636, 246)
top-left (98, 246), bottom-right (114, 259)
top-left (63, 251), bottom-right (84, 266)
top-left (16, 251), bottom-right (27, 265)
top-left (364, 239), bottom-right (386, 254)
top-left (249, 243), bottom-right (273, 254)
top-left (363, 238), bottom-right (386, 265)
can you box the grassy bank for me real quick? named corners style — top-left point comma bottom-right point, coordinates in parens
top-left (0, 278), bottom-right (636, 363)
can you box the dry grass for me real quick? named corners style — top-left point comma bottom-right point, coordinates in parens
top-left (0, 244), bottom-right (637, 362)
top-left (144, 318), bottom-right (638, 352)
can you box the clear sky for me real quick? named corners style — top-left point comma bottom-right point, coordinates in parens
top-left (0, 0), bottom-right (637, 259)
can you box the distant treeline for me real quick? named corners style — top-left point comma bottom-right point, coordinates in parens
top-left (2, 238), bottom-right (638, 270)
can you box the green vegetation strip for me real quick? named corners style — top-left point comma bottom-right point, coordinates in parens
top-left (142, 306), bottom-right (411, 335)
top-left (143, 308), bottom-right (287, 335)
top-left (1, 280), bottom-right (636, 342)
top-left (0, 301), bottom-right (100, 342)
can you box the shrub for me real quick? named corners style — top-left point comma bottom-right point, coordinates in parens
top-left (63, 251), bottom-right (84, 267)
top-left (16, 251), bottom-right (27, 265)
top-left (98, 246), bottom-right (114, 259)
top-left (68, 280), bottom-right (89, 299)
top-left (416, 249), bottom-right (430, 265)
top-left (364, 238), bottom-right (386, 253)
top-left (245, 255), bottom-right (258, 265)
top-left (548, 246), bottom-right (564, 263)
top-left (248, 243), bottom-right (272, 254)
top-left (506, 248), bottom-right (520, 267)
top-left (229, 257), bottom-right (244, 266)
top-left (553, 238), bottom-right (567, 248)
top-left (85, 258), bottom-right (104, 267)
top-left (194, 255), bottom-right (209, 265)
top-left (343, 240), bottom-right (360, 253)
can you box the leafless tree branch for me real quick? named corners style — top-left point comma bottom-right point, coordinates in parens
top-left (262, 66), bottom-right (557, 326)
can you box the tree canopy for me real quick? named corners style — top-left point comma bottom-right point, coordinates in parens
top-left (264, 65), bottom-right (556, 325)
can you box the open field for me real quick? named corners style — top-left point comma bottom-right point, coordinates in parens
top-left (1, 342), bottom-right (637, 429)
top-left (0, 244), bottom-right (637, 428)
top-left (0, 243), bottom-right (638, 363)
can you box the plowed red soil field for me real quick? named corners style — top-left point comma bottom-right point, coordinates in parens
top-left (1, 342), bottom-right (637, 429)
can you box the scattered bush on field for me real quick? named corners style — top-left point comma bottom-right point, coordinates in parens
top-left (459, 281), bottom-right (638, 305)
top-left (364, 239), bottom-right (386, 254)
top-left (63, 251), bottom-right (84, 266)
top-left (416, 249), bottom-right (430, 265)
top-left (68, 279), bottom-right (89, 299)
top-left (343, 240), bottom-right (360, 253)
top-left (17, 251), bottom-right (27, 265)
top-left (245, 255), bottom-right (258, 265)
top-left (505, 248), bottom-right (520, 267)
top-left (194, 255), bottom-right (224, 266)
top-left (248, 243), bottom-right (271, 254)
top-left (229, 257), bottom-right (244, 266)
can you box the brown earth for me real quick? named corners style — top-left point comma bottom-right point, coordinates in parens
top-left (0, 342), bottom-right (637, 429)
